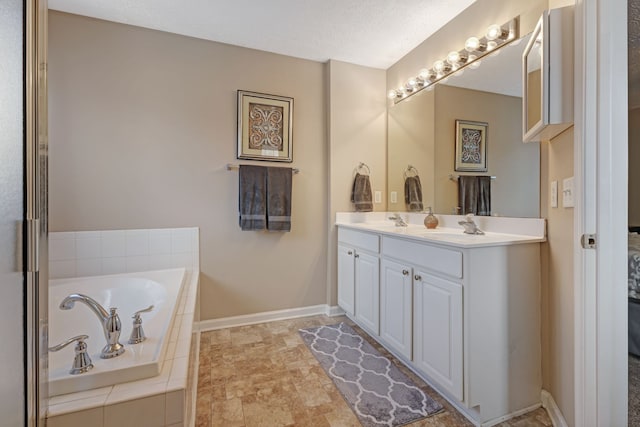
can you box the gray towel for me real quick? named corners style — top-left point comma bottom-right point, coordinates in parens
top-left (404, 176), bottom-right (423, 212)
top-left (477, 176), bottom-right (491, 216)
top-left (239, 165), bottom-right (267, 230)
top-left (458, 175), bottom-right (491, 216)
top-left (351, 173), bottom-right (373, 212)
top-left (267, 167), bottom-right (292, 232)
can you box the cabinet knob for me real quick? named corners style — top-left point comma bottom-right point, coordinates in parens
top-left (402, 270), bottom-right (409, 276)
top-left (347, 250), bottom-right (353, 255)
top-left (414, 275), bottom-right (422, 281)
top-left (354, 254), bottom-right (360, 258)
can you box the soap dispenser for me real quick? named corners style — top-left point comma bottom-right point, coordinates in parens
top-left (424, 207), bottom-right (439, 229)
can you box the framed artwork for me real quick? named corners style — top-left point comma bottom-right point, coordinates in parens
top-left (237, 90), bottom-right (294, 162)
top-left (454, 119), bottom-right (488, 172)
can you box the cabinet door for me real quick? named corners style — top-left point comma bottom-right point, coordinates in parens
top-left (413, 271), bottom-right (463, 400)
top-left (355, 252), bottom-right (380, 335)
top-left (380, 259), bottom-right (413, 360)
top-left (337, 244), bottom-right (355, 317)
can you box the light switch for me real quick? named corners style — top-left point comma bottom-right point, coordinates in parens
top-left (374, 191), bottom-right (382, 204)
top-left (390, 191), bottom-right (398, 204)
top-left (562, 177), bottom-right (574, 208)
top-left (550, 180), bottom-right (558, 208)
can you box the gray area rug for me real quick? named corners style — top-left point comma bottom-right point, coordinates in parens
top-left (299, 322), bottom-right (443, 427)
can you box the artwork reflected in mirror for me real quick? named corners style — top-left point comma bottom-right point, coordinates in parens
top-left (387, 33), bottom-right (541, 218)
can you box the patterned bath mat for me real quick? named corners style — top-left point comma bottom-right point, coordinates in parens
top-left (299, 322), bottom-right (443, 426)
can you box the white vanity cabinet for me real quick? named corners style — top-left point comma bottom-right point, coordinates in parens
top-left (336, 223), bottom-right (542, 426)
top-left (380, 259), bottom-right (413, 360)
top-left (337, 228), bottom-right (380, 335)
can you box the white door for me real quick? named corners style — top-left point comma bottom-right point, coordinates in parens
top-left (355, 251), bottom-right (380, 335)
top-left (380, 259), bottom-right (413, 360)
top-left (337, 244), bottom-right (356, 317)
top-left (413, 271), bottom-right (463, 400)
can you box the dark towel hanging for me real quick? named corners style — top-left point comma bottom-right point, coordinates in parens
top-left (239, 165), bottom-right (267, 230)
top-left (404, 176), bottom-right (424, 212)
top-left (266, 167), bottom-right (292, 232)
top-left (351, 173), bottom-right (373, 212)
top-left (458, 175), bottom-right (491, 216)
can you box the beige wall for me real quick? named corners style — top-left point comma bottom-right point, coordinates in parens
top-left (48, 11), bottom-right (329, 320)
top-left (540, 128), bottom-right (575, 427)
top-left (327, 60), bottom-right (387, 305)
top-left (629, 107), bottom-right (640, 225)
top-left (433, 85), bottom-right (540, 217)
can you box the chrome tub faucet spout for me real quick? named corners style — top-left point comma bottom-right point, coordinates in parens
top-left (59, 293), bottom-right (125, 358)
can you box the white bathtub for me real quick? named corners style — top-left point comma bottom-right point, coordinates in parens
top-left (48, 268), bottom-right (186, 396)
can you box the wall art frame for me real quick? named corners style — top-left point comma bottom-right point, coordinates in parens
top-left (454, 119), bottom-right (488, 172)
top-left (237, 90), bottom-right (294, 162)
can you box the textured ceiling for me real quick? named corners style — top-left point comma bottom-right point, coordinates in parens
top-left (48, 0), bottom-right (476, 70)
top-left (630, 0), bottom-right (640, 107)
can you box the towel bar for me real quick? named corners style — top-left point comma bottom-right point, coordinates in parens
top-left (449, 174), bottom-right (496, 181)
top-left (226, 163), bottom-right (300, 174)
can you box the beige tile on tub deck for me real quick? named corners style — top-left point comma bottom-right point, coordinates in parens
top-left (47, 407), bottom-right (104, 427)
top-left (104, 394), bottom-right (165, 427)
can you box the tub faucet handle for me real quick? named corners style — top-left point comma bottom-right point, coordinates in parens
top-left (48, 334), bottom-right (94, 375)
top-left (129, 305), bottom-right (154, 344)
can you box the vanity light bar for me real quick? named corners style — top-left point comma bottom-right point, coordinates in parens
top-left (388, 17), bottom-right (519, 104)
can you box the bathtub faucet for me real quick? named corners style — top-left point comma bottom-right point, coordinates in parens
top-left (59, 293), bottom-right (125, 359)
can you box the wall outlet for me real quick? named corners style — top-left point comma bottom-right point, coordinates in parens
top-left (374, 191), bottom-right (382, 204)
top-left (550, 181), bottom-right (558, 208)
top-left (390, 191), bottom-right (397, 204)
top-left (562, 177), bottom-right (574, 208)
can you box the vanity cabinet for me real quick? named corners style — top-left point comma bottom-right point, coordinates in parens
top-left (380, 259), bottom-right (413, 360)
top-left (413, 271), bottom-right (463, 401)
top-left (337, 228), bottom-right (380, 335)
top-left (336, 223), bottom-right (542, 426)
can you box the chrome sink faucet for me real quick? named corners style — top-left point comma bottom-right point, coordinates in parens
top-left (458, 213), bottom-right (485, 235)
top-left (59, 293), bottom-right (125, 358)
top-left (388, 213), bottom-right (408, 227)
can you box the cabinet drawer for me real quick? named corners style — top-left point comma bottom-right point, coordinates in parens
top-left (382, 237), bottom-right (462, 279)
top-left (338, 228), bottom-right (380, 253)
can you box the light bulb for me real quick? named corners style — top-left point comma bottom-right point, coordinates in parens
top-left (453, 68), bottom-right (465, 77)
top-left (468, 54), bottom-right (481, 69)
top-left (465, 37), bottom-right (480, 52)
top-left (407, 77), bottom-right (418, 88)
top-left (486, 40), bottom-right (498, 51)
top-left (433, 60), bottom-right (446, 73)
top-left (447, 51), bottom-right (461, 65)
top-left (486, 24), bottom-right (503, 41)
top-left (388, 90), bottom-right (397, 99)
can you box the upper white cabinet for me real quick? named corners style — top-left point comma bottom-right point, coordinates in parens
top-left (522, 6), bottom-right (574, 142)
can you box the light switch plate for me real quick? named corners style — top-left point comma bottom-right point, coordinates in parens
top-left (562, 177), bottom-right (574, 208)
top-left (550, 181), bottom-right (558, 208)
top-left (374, 191), bottom-right (382, 204)
top-left (390, 191), bottom-right (398, 204)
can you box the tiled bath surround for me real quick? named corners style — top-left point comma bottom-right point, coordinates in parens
top-left (47, 227), bottom-right (200, 427)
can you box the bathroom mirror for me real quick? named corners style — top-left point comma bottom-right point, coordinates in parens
top-left (387, 33), bottom-right (541, 217)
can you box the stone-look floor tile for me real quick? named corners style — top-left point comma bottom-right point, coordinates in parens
top-left (211, 397), bottom-right (244, 427)
top-left (196, 315), bottom-right (551, 427)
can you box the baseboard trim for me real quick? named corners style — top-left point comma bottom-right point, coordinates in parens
top-left (198, 304), bottom-right (343, 331)
top-left (541, 390), bottom-right (569, 427)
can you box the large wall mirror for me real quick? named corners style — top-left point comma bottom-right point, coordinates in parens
top-left (387, 32), bottom-right (541, 218)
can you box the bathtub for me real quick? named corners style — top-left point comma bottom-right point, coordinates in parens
top-left (48, 268), bottom-right (186, 396)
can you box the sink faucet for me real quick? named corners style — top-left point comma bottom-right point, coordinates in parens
top-left (388, 213), bottom-right (408, 227)
top-left (458, 214), bottom-right (485, 235)
top-left (59, 293), bottom-right (125, 359)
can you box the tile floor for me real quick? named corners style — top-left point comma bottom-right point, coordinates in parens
top-left (196, 315), bottom-right (552, 427)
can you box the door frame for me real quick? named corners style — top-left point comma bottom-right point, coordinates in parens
top-left (574, 0), bottom-right (628, 425)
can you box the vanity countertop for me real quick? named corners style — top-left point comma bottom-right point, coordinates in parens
top-left (336, 212), bottom-right (546, 249)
